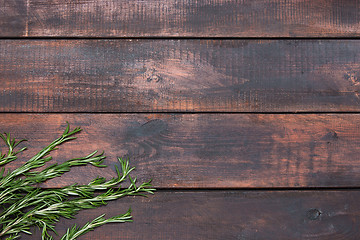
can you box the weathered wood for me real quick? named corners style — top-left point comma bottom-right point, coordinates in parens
top-left (29, 190), bottom-right (360, 239)
top-left (3, 113), bottom-right (360, 188)
top-left (1, 0), bottom-right (359, 37)
top-left (0, 0), bottom-right (27, 36)
top-left (1, 40), bottom-right (360, 112)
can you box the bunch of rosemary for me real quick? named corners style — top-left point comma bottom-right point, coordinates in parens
top-left (0, 124), bottom-right (154, 240)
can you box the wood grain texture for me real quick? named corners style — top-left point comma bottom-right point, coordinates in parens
top-left (0, 0), bottom-right (27, 36)
top-left (28, 190), bottom-right (360, 239)
top-left (2, 113), bottom-right (360, 188)
top-left (1, 40), bottom-right (360, 112)
top-left (1, 0), bottom-right (359, 37)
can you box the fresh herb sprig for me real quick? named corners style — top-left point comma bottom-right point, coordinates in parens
top-left (0, 124), bottom-right (154, 240)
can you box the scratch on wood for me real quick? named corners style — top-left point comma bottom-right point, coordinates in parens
top-left (25, 0), bottom-right (30, 36)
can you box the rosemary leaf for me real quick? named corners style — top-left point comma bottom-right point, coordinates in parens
top-left (0, 123), bottom-right (154, 239)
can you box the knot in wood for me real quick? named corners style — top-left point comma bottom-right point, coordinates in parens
top-left (306, 208), bottom-right (321, 220)
top-left (147, 74), bottom-right (161, 82)
top-left (345, 72), bottom-right (359, 85)
top-left (144, 68), bottom-right (162, 83)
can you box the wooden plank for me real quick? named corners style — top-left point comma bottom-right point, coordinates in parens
top-left (1, 0), bottom-right (360, 37)
top-left (3, 113), bottom-right (360, 188)
top-left (0, 0), bottom-right (27, 36)
top-left (29, 190), bottom-right (360, 239)
top-left (1, 40), bottom-right (360, 112)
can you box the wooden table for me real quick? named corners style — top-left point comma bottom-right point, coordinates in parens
top-left (1, 0), bottom-right (360, 239)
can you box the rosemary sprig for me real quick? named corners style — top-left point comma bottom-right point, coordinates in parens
top-left (59, 211), bottom-right (132, 240)
top-left (0, 124), bottom-right (155, 240)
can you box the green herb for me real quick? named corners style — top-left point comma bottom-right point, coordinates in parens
top-left (0, 123), bottom-right (155, 240)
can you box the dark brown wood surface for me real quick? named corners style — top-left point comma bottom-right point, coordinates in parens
top-left (2, 0), bottom-right (360, 239)
top-left (1, 0), bottom-right (360, 37)
top-left (3, 113), bottom-right (360, 188)
top-left (28, 190), bottom-right (360, 240)
top-left (1, 40), bottom-right (360, 112)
